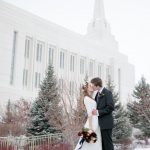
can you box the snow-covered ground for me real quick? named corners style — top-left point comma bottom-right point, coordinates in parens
top-left (0, 115), bottom-right (2, 122)
top-left (134, 148), bottom-right (150, 150)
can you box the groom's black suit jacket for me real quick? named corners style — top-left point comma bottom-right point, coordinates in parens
top-left (95, 87), bottom-right (114, 130)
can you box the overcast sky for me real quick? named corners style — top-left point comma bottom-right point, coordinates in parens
top-left (3, 0), bottom-right (150, 83)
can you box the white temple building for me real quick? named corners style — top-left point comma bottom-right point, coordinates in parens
top-left (0, 0), bottom-right (135, 107)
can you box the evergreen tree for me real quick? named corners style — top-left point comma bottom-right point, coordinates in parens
top-left (107, 79), bottom-right (132, 143)
top-left (4, 100), bottom-right (14, 124)
top-left (27, 100), bottom-right (55, 135)
top-left (127, 76), bottom-right (150, 137)
top-left (27, 65), bottom-right (61, 136)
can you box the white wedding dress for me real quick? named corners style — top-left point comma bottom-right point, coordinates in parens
top-left (75, 96), bottom-right (102, 150)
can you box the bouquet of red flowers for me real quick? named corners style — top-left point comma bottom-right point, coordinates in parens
top-left (78, 128), bottom-right (97, 143)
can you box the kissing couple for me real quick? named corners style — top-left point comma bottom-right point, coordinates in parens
top-left (75, 77), bottom-right (114, 150)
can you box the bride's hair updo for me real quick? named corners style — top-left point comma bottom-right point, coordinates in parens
top-left (82, 82), bottom-right (93, 98)
top-left (82, 82), bottom-right (89, 97)
top-left (80, 82), bottom-right (92, 110)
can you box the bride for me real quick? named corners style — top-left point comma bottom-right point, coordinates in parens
top-left (75, 82), bottom-right (102, 150)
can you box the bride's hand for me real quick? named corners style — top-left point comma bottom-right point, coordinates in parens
top-left (88, 129), bottom-right (93, 134)
top-left (92, 109), bottom-right (97, 115)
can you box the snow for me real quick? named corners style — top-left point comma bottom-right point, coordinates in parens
top-left (134, 148), bottom-right (150, 150)
top-left (0, 115), bottom-right (3, 123)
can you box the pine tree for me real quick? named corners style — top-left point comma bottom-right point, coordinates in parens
top-left (27, 65), bottom-right (61, 136)
top-left (107, 79), bottom-right (132, 143)
top-left (127, 76), bottom-right (150, 138)
top-left (27, 100), bottom-right (56, 135)
top-left (4, 100), bottom-right (14, 124)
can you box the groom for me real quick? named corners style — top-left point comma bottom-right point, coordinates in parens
top-left (91, 77), bottom-right (114, 150)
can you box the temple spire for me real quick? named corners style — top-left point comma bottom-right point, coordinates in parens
top-left (93, 0), bottom-right (105, 20)
top-left (86, 0), bottom-right (110, 40)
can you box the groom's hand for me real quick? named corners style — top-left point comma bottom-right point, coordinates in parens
top-left (92, 109), bottom-right (97, 115)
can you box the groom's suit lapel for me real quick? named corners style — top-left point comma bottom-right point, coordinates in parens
top-left (95, 92), bottom-right (99, 103)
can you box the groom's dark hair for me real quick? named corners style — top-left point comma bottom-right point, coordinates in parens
top-left (91, 77), bottom-right (102, 87)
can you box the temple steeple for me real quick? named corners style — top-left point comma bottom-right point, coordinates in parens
top-left (86, 0), bottom-right (110, 40)
top-left (93, 0), bottom-right (105, 20)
